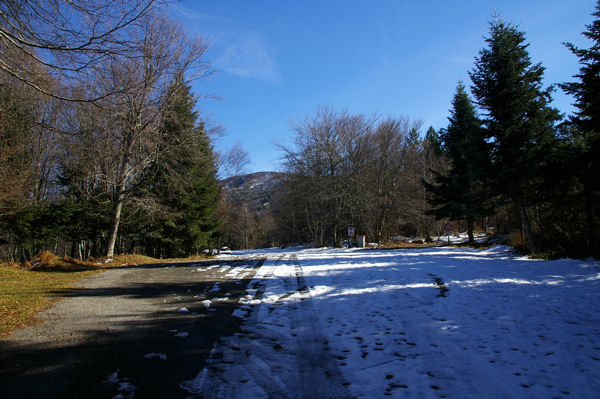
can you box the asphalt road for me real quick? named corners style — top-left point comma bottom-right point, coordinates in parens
top-left (0, 258), bottom-right (263, 398)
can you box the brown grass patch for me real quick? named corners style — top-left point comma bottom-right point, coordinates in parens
top-left (0, 262), bottom-right (98, 337)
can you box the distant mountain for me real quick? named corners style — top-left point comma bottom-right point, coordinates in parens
top-left (220, 172), bottom-right (286, 212)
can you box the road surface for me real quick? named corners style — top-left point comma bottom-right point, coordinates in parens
top-left (0, 258), bottom-right (262, 398)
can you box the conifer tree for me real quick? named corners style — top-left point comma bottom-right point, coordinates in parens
top-left (560, 1), bottom-right (600, 253)
top-left (469, 19), bottom-right (560, 252)
top-left (424, 83), bottom-right (492, 243)
top-left (425, 126), bottom-right (443, 157)
top-left (141, 77), bottom-right (220, 257)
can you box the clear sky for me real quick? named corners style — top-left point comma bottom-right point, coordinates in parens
top-left (170, 1), bottom-right (596, 174)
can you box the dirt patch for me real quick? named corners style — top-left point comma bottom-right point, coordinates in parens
top-left (428, 273), bottom-right (449, 297)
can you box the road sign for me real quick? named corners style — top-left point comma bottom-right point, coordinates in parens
top-left (348, 226), bottom-right (355, 237)
top-left (443, 222), bottom-right (452, 244)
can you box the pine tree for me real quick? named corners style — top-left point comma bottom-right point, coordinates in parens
top-left (141, 77), bottom-right (220, 257)
top-left (560, 1), bottom-right (600, 253)
top-left (424, 126), bottom-right (443, 157)
top-left (469, 18), bottom-right (560, 253)
top-left (424, 83), bottom-right (492, 243)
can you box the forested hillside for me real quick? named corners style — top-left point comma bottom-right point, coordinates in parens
top-left (217, 172), bottom-right (284, 250)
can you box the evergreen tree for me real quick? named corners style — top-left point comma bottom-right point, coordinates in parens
top-left (424, 126), bottom-right (443, 157)
top-left (469, 18), bottom-right (560, 252)
top-left (141, 77), bottom-right (220, 257)
top-left (424, 83), bottom-right (492, 243)
top-left (560, 1), bottom-right (600, 254)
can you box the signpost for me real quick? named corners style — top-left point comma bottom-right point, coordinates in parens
top-left (348, 226), bottom-right (355, 248)
top-left (444, 222), bottom-right (452, 244)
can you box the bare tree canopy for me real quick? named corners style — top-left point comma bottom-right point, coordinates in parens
top-left (221, 141), bottom-right (251, 179)
top-left (0, 0), bottom-right (157, 101)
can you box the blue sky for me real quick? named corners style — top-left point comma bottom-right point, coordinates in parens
top-left (171, 1), bottom-right (596, 174)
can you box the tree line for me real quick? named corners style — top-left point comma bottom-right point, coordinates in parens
top-left (425, 8), bottom-right (600, 258)
top-left (275, 5), bottom-right (600, 258)
top-left (275, 109), bottom-right (444, 247)
top-left (0, 1), bottom-right (220, 261)
top-left (1, 2), bottom-right (598, 260)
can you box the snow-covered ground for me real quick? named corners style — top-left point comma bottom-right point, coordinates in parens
top-left (181, 245), bottom-right (600, 398)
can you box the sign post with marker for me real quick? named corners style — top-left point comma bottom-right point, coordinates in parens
top-left (444, 223), bottom-right (452, 244)
top-left (348, 226), bottom-right (355, 248)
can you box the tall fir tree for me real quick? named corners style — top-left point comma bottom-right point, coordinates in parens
top-left (424, 126), bottom-right (443, 157)
top-left (469, 18), bottom-right (560, 253)
top-left (560, 1), bottom-right (600, 254)
top-left (424, 83), bottom-right (492, 243)
top-left (140, 76), bottom-right (220, 257)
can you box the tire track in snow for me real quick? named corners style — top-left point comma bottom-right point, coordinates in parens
top-left (180, 254), bottom-right (351, 398)
top-left (288, 254), bottom-right (351, 399)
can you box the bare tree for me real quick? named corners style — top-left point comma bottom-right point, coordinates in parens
top-left (280, 107), bottom-right (376, 246)
top-left (221, 141), bottom-right (251, 179)
top-left (0, 66), bottom-right (62, 216)
top-left (63, 11), bottom-right (209, 257)
top-left (0, 0), bottom-right (158, 101)
top-left (279, 107), bottom-right (431, 246)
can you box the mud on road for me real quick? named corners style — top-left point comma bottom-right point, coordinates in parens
top-left (0, 258), bottom-right (264, 398)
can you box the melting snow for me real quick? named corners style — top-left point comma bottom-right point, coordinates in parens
top-left (184, 245), bottom-right (600, 398)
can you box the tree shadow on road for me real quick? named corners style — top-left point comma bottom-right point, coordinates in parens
top-left (0, 259), bottom-right (263, 399)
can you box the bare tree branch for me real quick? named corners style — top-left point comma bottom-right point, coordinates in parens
top-left (0, 0), bottom-right (161, 102)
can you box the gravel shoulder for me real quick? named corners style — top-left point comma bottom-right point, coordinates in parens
top-left (0, 258), bottom-right (262, 398)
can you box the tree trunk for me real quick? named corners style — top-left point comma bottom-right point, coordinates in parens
top-left (519, 207), bottom-right (537, 253)
top-left (466, 216), bottom-right (475, 244)
top-left (70, 241), bottom-right (76, 258)
top-left (106, 182), bottom-right (125, 258)
top-left (583, 182), bottom-right (596, 253)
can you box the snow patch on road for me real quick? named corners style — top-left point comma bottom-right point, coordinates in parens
top-left (144, 352), bottom-right (167, 360)
top-left (104, 369), bottom-right (136, 399)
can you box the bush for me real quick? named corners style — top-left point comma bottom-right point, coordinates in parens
top-left (28, 251), bottom-right (58, 269)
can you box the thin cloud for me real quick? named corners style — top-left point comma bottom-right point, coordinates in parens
top-left (169, 4), bottom-right (282, 83)
top-left (216, 33), bottom-right (281, 82)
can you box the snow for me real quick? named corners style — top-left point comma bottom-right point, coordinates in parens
top-left (105, 369), bottom-right (136, 399)
top-left (144, 352), bottom-right (167, 360)
top-left (105, 371), bottom-right (120, 384)
top-left (182, 245), bottom-right (600, 398)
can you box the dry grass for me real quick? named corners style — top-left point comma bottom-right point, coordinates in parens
top-left (0, 251), bottom-right (212, 337)
top-left (0, 262), bottom-right (98, 337)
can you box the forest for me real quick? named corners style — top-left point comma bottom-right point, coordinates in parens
top-left (1, 0), bottom-right (599, 261)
